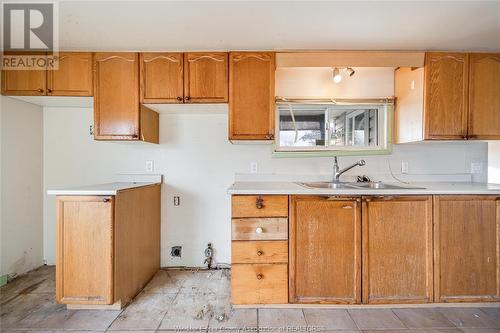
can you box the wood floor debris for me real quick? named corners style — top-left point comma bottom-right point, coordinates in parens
top-left (1, 266), bottom-right (500, 332)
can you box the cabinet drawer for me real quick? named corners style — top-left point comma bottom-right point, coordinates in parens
top-left (231, 263), bottom-right (288, 304)
top-left (232, 241), bottom-right (288, 264)
top-left (232, 195), bottom-right (288, 218)
top-left (232, 218), bottom-right (288, 240)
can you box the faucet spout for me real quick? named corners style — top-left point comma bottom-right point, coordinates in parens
top-left (333, 157), bottom-right (366, 182)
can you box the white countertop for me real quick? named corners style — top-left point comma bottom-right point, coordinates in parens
top-left (228, 181), bottom-right (500, 195)
top-left (47, 182), bottom-right (159, 196)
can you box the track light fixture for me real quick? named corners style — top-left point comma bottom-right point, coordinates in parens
top-left (332, 67), bottom-right (342, 83)
top-left (332, 67), bottom-right (356, 83)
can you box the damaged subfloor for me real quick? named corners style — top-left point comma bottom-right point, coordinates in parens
top-left (1, 266), bottom-right (500, 332)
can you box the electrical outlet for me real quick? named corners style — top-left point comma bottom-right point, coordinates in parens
top-left (471, 162), bottom-right (483, 174)
top-left (171, 246), bottom-right (182, 257)
top-left (145, 160), bottom-right (154, 172)
top-left (401, 161), bottom-right (409, 174)
top-left (173, 196), bottom-right (180, 206)
top-left (250, 162), bottom-right (258, 174)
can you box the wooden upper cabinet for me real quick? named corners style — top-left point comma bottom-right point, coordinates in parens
top-left (1, 53), bottom-right (47, 96)
top-left (434, 195), bottom-right (500, 302)
top-left (424, 52), bottom-right (468, 139)
top-left (229, 52), bottom-right (275, 140)
top-left (468, 53), bottom-right (500, 139)
top-left (184, 52), bottom-right (228, 103)
top-left (48, 52), bottom-right (93, 96)
top-left (362, 196), bottom-right (433, 304)
top-left (140, 53), bottom-right (183, 103)
top-left (289, 196), bottom-right (361, 304)
top-left (94, 52), bottom-right (140, 140)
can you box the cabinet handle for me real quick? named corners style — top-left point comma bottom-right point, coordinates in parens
top-left (256, 274), bottom-right (263, 280)
top-left (256, 250), bottom-right (263, 256)
top-left (177, 97), bottom-right (182, 101)
top-left (102, 198), bottom-right (110, 203)
top-left (256, 197), bottom-right (264, 209)
top-left (255, 227), bottom-right (263, 234)
top-left (342, 205), bottom-right (353, 209)
top-left (266, 134), bottom-right (274, 140)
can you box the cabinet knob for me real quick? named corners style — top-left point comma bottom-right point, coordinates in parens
top-left (102, 198), bottom-right (110, 203)
top-left (177, 97), bottom-right (182, 101)
top-left (256, 250), bottom-right (263, 256)
top-left (37, 88), bottom-right (44, 93)
top-left (256, 274), bottom-right (263, 280)
top-left (185, 96), bottom-right (190, 101)
top-left (255, 227), bottom-right (263, 234)
top-left (256, 197), bottom-right (264, 209)
top-left (47, 88), bottom-right (53, 93)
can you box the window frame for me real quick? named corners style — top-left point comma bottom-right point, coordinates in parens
top-left (273, 98), bottom-right (394, 157)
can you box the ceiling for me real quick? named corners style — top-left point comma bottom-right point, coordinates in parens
top-left (57, 1), bottom-right (500, 51)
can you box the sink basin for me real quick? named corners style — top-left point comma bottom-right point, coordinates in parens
top-left (297, 182), bottom-right (426, 190)
top-left (298, 182), bottom-right (359, 189)
top-left (351, 182), bottom-right (426, 190)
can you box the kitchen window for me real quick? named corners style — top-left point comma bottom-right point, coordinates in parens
top-left (275, 99), bottom-right (392, 156)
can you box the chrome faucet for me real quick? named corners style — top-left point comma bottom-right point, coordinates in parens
top-left (333, 156), bottom-right (366, 182)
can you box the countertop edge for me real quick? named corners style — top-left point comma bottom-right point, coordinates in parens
top-left (47, 182), bottom-right (160, 196)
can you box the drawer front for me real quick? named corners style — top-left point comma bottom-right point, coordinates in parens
top-left (232, 218), bottom-right (288, 240)
top-left (231, 263), bottom-right (288, 304)
top-left (232, 195), bottom-right (288, 218)
top-left (232, 241), bottom-right (288, 264)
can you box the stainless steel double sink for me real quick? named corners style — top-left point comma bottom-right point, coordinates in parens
top-left (297, 182), bottom-right (426, 190)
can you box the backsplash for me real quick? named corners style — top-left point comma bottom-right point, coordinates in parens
top-left (43, 107), bottom-right (488, 267)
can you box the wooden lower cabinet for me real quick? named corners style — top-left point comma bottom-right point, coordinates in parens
top-left (434, 195), bottom-right (500, 302)
top-left (230, 195), bottom-right (289, 305)
top-left (56, 184), bottom-right (161, 308)
top-left (231, 263), bottom-right (288, 304)
top-left (289, 196), bottom-right (361, 304)
top-left (56, 196), bottom-right (114, 305)
top-left (231, 194), bottom-right (499, 305)
top-left (362, 196), bottom-right (433, 304)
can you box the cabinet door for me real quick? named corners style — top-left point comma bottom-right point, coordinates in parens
top-left (424, 52), bottom-right (468, 140)
top-left (362, 196), bottom-right (433, 304)
top-left (56, 196), bottom-right (114, 305)
top-left (94, 52), bottom-right (139, 140)
top-left (289, 196), bottom-right (361, 304)
top-left (184, 52), bottom-right (228, 103)
top-left (434, 195), bottom-right (500, 302)
top-left (1, 53), bottom-right (47, 96)
top-left (140, 52), bottom-right (183, 103)
top-left (229, 52), bottom-right (275, 140)
top-left (47, 52), bottom-right (93, 96)
top-left (468, 53), bottom-right (500, 139)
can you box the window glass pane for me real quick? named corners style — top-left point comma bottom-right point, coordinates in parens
top-left (276, 102), bottom-right (390, 153)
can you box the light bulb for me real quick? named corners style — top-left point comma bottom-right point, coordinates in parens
top-left (333, 67), bottom-right (342, 83)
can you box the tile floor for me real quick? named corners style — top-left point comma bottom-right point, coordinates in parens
top-left (1, 266), bottom-right (500, 332)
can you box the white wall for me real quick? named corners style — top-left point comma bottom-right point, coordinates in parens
top-left (488, 141), bottom-right (500, 183)
top-left (1, 97), bottom-right (44, 277)
top-left (43, 106), bottom-right (488, 268)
